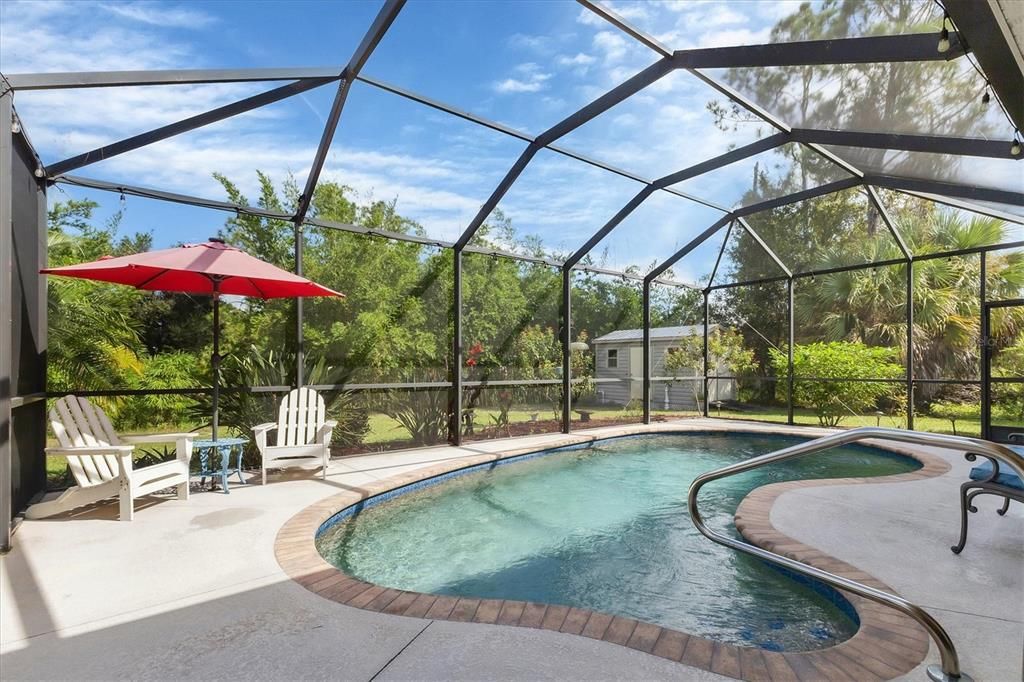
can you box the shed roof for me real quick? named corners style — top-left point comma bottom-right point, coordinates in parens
top-left (593, 325), bottom-right (717, 344)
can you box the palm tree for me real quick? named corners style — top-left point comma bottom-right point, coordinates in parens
top-left (46, 229), bottom-right (144, 392)
top-left (802, 209), bottom-right (1024, 397)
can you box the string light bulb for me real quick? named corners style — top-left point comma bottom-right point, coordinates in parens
top-left (937, 15), bottom-right (950, 53)
top-left (981, 85), bottom-right (991, 105)
top-left (33, 167), bottom-right (45, 178)
top-left (10, 117), bottom-right (20, 134)
top-left (1012, 131), bottom-right (1022, 157)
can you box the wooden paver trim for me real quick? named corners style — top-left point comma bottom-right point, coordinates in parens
top-left (275, 423), bottom-right (948, 681)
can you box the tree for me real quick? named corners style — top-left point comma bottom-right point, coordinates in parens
top-left (664, 327), bottom-right (756, 413)
top-left (46, 200), bottom-right (146, 393)
top-left (771, 342), bottom-right (903, 427)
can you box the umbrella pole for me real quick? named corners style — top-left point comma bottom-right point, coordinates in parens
top-left (212, 280), bottom-right (221, 442)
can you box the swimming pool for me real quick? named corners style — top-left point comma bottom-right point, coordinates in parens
top-left (315, 432), bottom-right (920, 651)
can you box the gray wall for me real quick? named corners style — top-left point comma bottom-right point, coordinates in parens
top-left (5, 113), bottom-right (47, 521)
top-left (593, 339), bottom-right (735, 409)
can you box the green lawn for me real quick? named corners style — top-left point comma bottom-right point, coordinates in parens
top-left (45, 403), bottom-right (976, 486)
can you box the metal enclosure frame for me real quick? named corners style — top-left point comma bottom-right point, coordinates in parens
top-left (1, 0), bottom-right (1022, 552)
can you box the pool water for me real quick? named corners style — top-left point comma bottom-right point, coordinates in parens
top-left (316, 432), bottom-right (919, 651)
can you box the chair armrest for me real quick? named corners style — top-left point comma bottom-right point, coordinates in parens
top-left (121, 433), bottom-right (195, 444)
top-left (45, 445), bottom-right (134, 457)
top-left (253, 422), bottom-right (277, 453)
top-left (316, 420), bottom-right (338, 444)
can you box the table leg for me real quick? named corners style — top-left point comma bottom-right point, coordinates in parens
top-left (220, 445), bottom-right (231, 494)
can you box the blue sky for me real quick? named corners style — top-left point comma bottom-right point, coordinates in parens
top-left (2, 0), bottom-right (1012, 283)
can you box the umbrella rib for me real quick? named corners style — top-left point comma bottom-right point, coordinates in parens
top-left (248, 278), bottom-right (269, 299)
top-left (136, 269), bottom-right (170, 290)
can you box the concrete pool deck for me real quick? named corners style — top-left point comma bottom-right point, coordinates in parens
top-left (1, 419), bottom-right (1021, 681)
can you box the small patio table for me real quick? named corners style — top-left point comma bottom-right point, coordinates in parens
top-left (192, 437), bottom-right (248, 493)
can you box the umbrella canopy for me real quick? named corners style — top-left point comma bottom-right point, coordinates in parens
top-left (41, 239), bottom-right (342, 298)
top-left (42, 238), bottom-right (343, 443)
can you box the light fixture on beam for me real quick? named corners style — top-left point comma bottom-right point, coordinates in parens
top-left (937, 15), bottom-right (951, 53)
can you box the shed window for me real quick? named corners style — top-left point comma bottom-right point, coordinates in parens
top-left (607, 349), bottom-right (618, 368)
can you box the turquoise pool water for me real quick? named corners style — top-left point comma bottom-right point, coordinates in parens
top-left (316, 432), bottom-right (919, 651)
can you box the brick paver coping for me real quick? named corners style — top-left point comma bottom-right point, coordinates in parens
top-left (275, 424), bottom-right (950, 681)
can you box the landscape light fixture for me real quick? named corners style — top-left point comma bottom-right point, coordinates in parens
top-left (937, 15), bottom-right (950, 53)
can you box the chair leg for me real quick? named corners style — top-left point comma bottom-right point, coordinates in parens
top-left (951, 482), bottom-right (975, 554)
top-left (119, 490), bottom-right (134, 522)
top-left (177, 480), bottom-right (189, 501)
top-left (322, 448), bottom-right (328, 480)
top-left (997, 495), bottom-right (1011, 516)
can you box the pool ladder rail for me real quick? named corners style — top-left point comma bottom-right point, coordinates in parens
top-left (687, 426), bottom-right (1024, 682)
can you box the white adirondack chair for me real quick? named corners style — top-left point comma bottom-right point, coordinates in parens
top-left (253, 388), bottom-right (337, 485)
top-left (27, 396), bottom-right (194, 521)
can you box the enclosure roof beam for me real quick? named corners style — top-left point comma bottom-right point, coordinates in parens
top-left (654, 133), bottom-right (791, 189)
top-left (53, 174), bottom-right (295, 220)
top-left (886, 188), bottom-right (1024, 225)
top-left (564, 133), bottom-right (789, 269)
top-left (578, 265), bottom-right (699, 290)
top-left (575, 0), bottom-right (672, 58)
top-left (707, 221), bottom-right (733, 288)
top-left (734, 177), bottom-right (864, 217)
top-left (53, 173), bottom-right (688, 281)
top-left (670, 32), bottom-right (967, 68)
top-left (736, 217), bottom-right (792, 277)
top-left (51, 174), bottom-right (450, 248)
top-left (790, 128), bottom-right (1021, 160)
top-left (647, 214), bottom-right (734, 283)
top-left (865, 186), bottom-right (912, 260)
top-left (42, 77), bottom-right (336, 178)
top-left (945, 0), bottom-right (1024, 131)
top-left (575, 1), bottom-right (871, 187)
top-left (2, 67), bottom-right (342, 91)
top-left (452, 56), bottom-right (677, 251)
top-left (865, 174), bottom-right (1024, 207)
top-left (356, 74), bottom-right (726, 212)
top-left (293, 0), bottom-right (405, 226)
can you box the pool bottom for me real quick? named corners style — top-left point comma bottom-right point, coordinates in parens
top-left (276, 425), bottom-right (940, 680)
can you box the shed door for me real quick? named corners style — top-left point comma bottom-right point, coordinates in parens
top-left (629, 347), bottom-right (644, 400)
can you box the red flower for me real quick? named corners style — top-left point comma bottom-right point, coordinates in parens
top-left (466, 358), bottom-right (477, 367)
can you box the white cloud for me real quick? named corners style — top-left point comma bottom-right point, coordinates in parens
top-left (98, 2), bottom-right (216, 29)
top-left (556, 51), bottom-right (596, 76)
top-left (557, 52), bottom-right (595, 67)
top-left (492, 62), bottom-right (552, 94)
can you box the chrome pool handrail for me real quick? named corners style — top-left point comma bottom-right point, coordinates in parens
top-left (687, 426), bottom-right (1024, 682)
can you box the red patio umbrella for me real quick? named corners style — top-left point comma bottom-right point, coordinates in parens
top-left (42, 238), bottom-right (343, 440)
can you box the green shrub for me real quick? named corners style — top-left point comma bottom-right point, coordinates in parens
top-left (770, 342), bottom-right (903, 427)
top-left (929, 400), bottom-right (979, 435)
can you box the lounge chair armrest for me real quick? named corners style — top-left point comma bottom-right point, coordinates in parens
top-left (121, 432), bottom-right (195, 444)
top-left (253, 422), bottom-right (277, 452)
top-left (316, 420), bottom-right (338, 444)
top-left (45, 445), bottom-right (134, 457)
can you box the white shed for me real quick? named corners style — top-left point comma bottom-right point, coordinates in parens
top-left (591, 325), bottom-right (737, 410)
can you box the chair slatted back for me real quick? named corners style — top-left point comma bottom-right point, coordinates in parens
top-left (50, 396), bottom-right (124, 487)
top-left (277, 388), bottom-right (326, 446)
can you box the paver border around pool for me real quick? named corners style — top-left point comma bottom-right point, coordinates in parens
top-left (274, 423), bottom-right (950, 681)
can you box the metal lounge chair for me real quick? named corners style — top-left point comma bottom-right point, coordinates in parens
top-left (27, 396), bottom-right (193, 521)
top-left (951, 432), bottom-right (1024, 554)
top-left (253, 388), bottom-right (337, 485)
